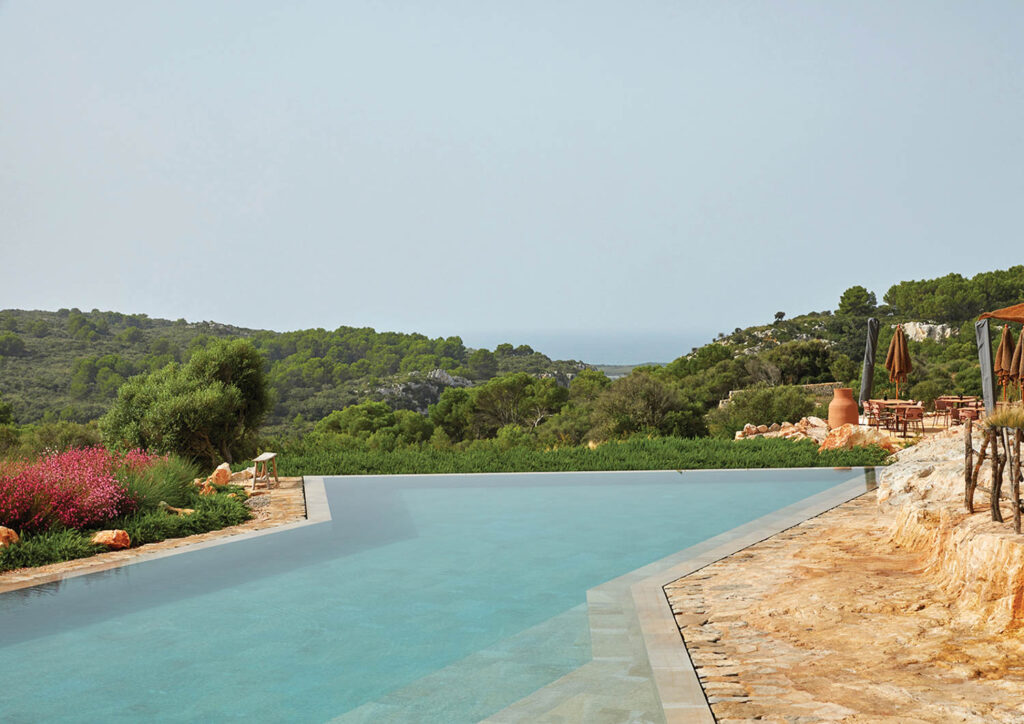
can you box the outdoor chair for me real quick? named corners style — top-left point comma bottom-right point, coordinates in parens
top-left (878, 406), bottom-right (897, 432)
top-left (932, 399), bottom-right (951, 428)
top-left (865, 401), bottom-right (881, 429)
top-left (866, 401), bottom-right (892, 431)
top-left (958, 407), bottom-right (980, 425)
top-left (903, 406), bottom-right (925, 436)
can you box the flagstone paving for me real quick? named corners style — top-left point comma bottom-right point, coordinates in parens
top-left (665, 493), bottom-right (1024, 723)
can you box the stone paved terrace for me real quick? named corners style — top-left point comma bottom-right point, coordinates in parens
top-left (0, 476), bottom-right (308, 594)
top-left (665, 492), bottom-right (1024, 723)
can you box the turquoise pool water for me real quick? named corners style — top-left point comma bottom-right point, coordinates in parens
top-left (0, 469), bottom-right (866, 722)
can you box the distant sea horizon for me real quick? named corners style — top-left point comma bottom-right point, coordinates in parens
top-left (462, 330), bottom-right (715, 367)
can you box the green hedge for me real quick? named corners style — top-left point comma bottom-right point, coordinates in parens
top-left (279, 436), bottom-right (891, 476)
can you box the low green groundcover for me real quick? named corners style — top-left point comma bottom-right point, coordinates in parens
top-left (279, 436), bottom-right (892, 477)
top-left (0, 489), bottom-right (251, 573)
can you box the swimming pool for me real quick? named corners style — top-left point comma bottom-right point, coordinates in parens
top-left (0, 468), bottom-right (870, 722)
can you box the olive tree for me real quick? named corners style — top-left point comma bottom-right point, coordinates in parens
top-left (100, 339), bottom-right (272, 467)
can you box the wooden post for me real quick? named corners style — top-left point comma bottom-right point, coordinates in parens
top-left (965, 418), bottom-right (974, 512)
top-left (1015, 430), bottom-right (1022, 535)
top-left (991, 427), bottom-right (1004, 523)
top-left (972, 433), bottom-right (989, 503)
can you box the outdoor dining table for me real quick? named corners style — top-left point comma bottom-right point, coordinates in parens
top-left (936, 396), bottom-right (979, 409)
top-left (869, 400), bottom-right (917, 437)
top-left (939, 397), bottom-right (983, 424)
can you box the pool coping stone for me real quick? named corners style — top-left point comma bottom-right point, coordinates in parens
top-left (634, 471), bottom-right (876, 722)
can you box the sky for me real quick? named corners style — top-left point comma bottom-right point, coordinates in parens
top-left (2, 2), bottom-right (1023, 363)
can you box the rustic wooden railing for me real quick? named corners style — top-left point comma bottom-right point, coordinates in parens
top-left (964, 418), bottom-right (1023, 534)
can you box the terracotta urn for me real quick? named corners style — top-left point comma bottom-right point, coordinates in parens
top-left (828, 387), bottom-right (860, 429)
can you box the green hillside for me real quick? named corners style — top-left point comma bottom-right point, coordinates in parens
top-left (2, 264), bottom-right (1022, 450)
top-left (0, 309), bottom-right (585, 429)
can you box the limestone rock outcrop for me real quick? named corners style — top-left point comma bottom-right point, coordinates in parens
top-left (734, 416), bottom-right (829, 444)
top-left (879, 426), bottom-right (1024, 631)
top-left (818, 423), bottom-right (897, 453)
top-left (901, 321), bottom-right (956, 343)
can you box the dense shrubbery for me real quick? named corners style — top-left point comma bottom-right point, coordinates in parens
top-left (0, 420), bottom-right (103, 461)
top-left (100, 339), bottom-right (272, 467)
top-left (0, 448), bottom-right (151, 533)
top-left (0, 308), bottom-right (583, 427)
top-left (0, 491), bottom-right (250, 572)
top-left (4, 265), bottom-right (1023, 490)
top-left (0, 445), bottom-right (250, 571)
top-left (276, 434), bottom-right (891, 476)
top-left (118, 456), bottom-right (199, 510)
top-left (705, 385), bottom-right (816, 439)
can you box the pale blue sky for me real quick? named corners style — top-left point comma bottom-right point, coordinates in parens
top-left (2, 2), bottom-right (1023, 362)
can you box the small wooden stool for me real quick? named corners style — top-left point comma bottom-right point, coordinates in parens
top-left (251, 452), bottom-right (278, 491)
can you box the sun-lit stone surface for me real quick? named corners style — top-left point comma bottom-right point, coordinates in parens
top-left (667, 426), bottom-right (1024, 722)
top-left (209, 462), bottom-right (232, 486)
top-left (90, 529), bottom-right (130, 549)
top-left (818, 423), bottom-right (898, 453)
top-left (0, 526), bottom-right (19, 548)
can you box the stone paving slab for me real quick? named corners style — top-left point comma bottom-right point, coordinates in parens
top-left (665, 491), bottom-right (1024, 722)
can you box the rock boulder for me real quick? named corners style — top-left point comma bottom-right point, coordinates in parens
top-left (91, 529), bottom-right (131, 550)
top-left (819, 424), bottom-right (897, 454)
top-left (209, 463), bottom-right (232, 486)
top-left (0, 526), bottom-right (19, 548)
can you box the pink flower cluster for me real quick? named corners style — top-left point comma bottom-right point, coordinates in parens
top-left (0, 447), bottom-right (160, 533)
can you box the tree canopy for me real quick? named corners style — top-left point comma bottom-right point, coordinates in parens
top-left (100, 339), bottom-right (272, 467)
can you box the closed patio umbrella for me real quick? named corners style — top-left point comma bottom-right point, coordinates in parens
top-left (858, 317), bottom-right (880, 407)
top-left (884, 324), bottom-right (912, 399)
top-left (1010, 328), bottom-right (1024, 400)
top-left (994, 325), bottom-right (1015, 401)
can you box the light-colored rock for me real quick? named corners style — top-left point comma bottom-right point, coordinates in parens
top-left (209, 463), bottom-right (231, 486)
top-left (901, 321), bottom-right (956, 343)
top-left (768, 422), bottom-right (780, 432)
top-left (0, 526), bottom-right (19, 548)
top-left (818, 423), bottom-right (897, 453)
top-left (806, 416), bottom-right (827, 428)
top-left (91, 529), bottom-right (131, 549)
top-left (756, 424), bottom-right (769, 434)
top-left (742, 423), bottom-right (758, 438)
top-left (157, 501), bottom-right (194, 516)
top-left (229, 468), bottom-right (253, 482)
top-left (878, 425), bottom-right (1024, 631)
top-left (876, 427), bottom-right (967, 507)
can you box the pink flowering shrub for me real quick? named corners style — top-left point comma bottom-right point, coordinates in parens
top-left (0, 447), bottom-right (162, 533)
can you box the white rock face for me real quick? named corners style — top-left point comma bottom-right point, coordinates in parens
top-left (899, 321), bottom-right (956, 342)
top-left (878, 424), bottom-right (1024, 632)
top-left (877, 428), bottom-right (967, 506)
